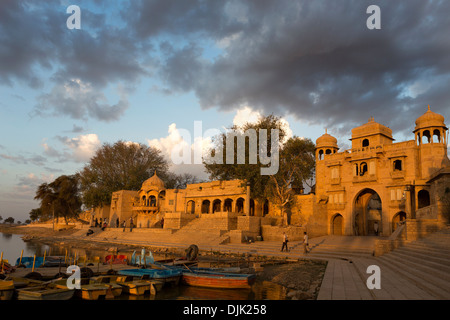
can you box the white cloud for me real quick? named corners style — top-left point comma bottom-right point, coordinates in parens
top-left (232, 105), bottom-right (293, 142)
top-left (58, 133), bottom-right (101, 162)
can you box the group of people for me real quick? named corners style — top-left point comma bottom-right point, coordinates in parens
top-left (281, 231), bottom-right (310, 254)
top-left (92, 216), bottom-right (136, 232)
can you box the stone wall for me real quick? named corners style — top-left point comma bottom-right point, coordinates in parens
top-left (200, 212), bottom-right (238, 230)
top-left (405, 219), bottom-right (444, 241)
top-left (163, 212), bottom-right (196, 230)
top-left (261, 225), bottom-right (306, 241)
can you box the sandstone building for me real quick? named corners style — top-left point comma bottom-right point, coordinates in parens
top-left (90, 106), bottom-right (450, 242)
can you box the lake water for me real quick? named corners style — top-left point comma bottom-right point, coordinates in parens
top-left (0, 232), bottom-right (288, 300)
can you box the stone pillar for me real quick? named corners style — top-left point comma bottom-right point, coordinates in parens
top-left (245, 182), bottom-right (251, 215)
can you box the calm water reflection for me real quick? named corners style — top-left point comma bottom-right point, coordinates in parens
top-left (0, 232), bottom-right (288, 300)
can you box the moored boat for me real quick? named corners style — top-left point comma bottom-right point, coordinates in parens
top-left (104, 254), bottom-right (128, 265)
top-left (89, 276), bottom-right (123, 297)
top-left (16, 283), bottom-right (75, 300)
top-left (118, 268), bottom-right (182, 286)
top-left (115, 276), bottom-right (151, 296)
top-left (0, 280), bottom-right (15, 300)
top-left (181, 271), bottom-right (256, 289)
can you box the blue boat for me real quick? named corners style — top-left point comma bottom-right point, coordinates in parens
top-left (118, 268), bottom-right (182, 279)
top-left (15, 257), bottom-right (44, 268)
top-left (15, 256), bottom-right (66, 268)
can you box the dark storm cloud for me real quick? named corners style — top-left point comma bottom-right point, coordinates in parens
top-left (2, 0), bottom-right (450, 131)
top-left (0, 0), bottom-right (147, 122)
top-left (124, 0), bottom-right (450, 135)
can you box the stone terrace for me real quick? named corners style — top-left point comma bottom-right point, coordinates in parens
top-left (65, 224), bottom-right (450, 300)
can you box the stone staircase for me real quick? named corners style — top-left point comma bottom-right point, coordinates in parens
top-left (372, 226), bottom-right (450, 299)
top-left (317, 226), bottom-right (450, 300)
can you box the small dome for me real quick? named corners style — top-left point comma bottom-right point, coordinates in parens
top-left (414, 105), bottom-right (446, 132)
top-left (141, 172), bottom-right (165, 191)
top-left (316, 129), bottom-right (338, 149)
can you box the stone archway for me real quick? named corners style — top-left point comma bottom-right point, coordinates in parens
top-left (235, 198), bottom-right (245, 214)
top-left (392, 211), bottom-right (406, 232)
top-left (187, 200), bottom-right (195, 214)
top-left (353, 188), bottom-right (383, 236)
top-left (201, 200), bottom-right (210, 214)
top-left (332, 214), bottom-right (344, 235)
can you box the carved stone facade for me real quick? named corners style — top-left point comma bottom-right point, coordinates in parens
top-left (96, 106), bottom-right (449, 239)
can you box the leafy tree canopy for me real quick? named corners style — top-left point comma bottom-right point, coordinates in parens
top-left (79, 140), bottom-right (169, 208)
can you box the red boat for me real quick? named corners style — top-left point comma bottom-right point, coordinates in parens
top-left (181, 271), bottom-right (256, 289)
top-left (104, 255), bottom-right (128, 265)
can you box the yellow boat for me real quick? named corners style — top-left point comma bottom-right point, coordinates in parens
top-left (16, 283), bottom-right (74, 300)
top-left (53, 279), bottom-right (113, 300)
top-left (0, 280), bottom-right (15, 300)
top-left (89, 276), bottom-right (123, 297)
top-left (115, 276), bottom-right (151, 296)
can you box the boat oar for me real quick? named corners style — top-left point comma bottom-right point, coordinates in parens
top-left (183, 263), bottom-right (195, 273)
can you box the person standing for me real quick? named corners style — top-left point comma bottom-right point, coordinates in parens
top-left (122, 220), bottom-right (126, 232)
top-left (281, 232), bottom-right (289, 252)
top-left (374, 221), bottom-right (379, 236)
top-left (129, 216), bottom-right (134, 232)
top-left (303, 232), bottom-right (309, 254)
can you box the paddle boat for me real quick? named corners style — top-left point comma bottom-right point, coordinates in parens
top-left (114, 275), bottom-right (152, 296)
top-left (181, 270), bottom-right (256, 289)
top-left (0, 280), bottom-right (15, 300)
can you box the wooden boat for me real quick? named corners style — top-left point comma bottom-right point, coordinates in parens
top-left (181, 271), bottom-right (256, 289)
top-left (89, 276), bottom-right (123, 297)
top-left (0, 280), bottom-right (15, 300)
top-left (117, 268), bottom-right (182, 286)
top-left (115, 276), bottom-right (151, 296)
top-left (7, 277), bottom-right (46, 289)
top-left (15, 256), bottom-right (66, 268)
top-left (16, 283), bottom-right (75, 300)
top-left (52, 279), bottom-right (111, 300)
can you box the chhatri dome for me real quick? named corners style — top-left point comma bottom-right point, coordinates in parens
top-left (316, 129), bottom-right (338, 149)
top-left (414, 105), bottom-right (447, 132)
top-left (141, 171), bottom-right (165, 191)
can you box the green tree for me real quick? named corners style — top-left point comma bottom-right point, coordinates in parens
top-left (34, 174), bottom-right (82, 224)
top-left (4, 217), bottom-right (14, 224)
top-left (204, 114), bottom-right (287, 201)
top-left (79, 140), bottom-right (169, 208)
top-left (29, 208), bottom-right (44, 222)
top-left (163, 172), bottom-right (203, 189)
top-left (266, 136), bottom-right (316, 225)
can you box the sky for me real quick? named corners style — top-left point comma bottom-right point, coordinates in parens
top-left (0, 0), bottom-right (449, 222)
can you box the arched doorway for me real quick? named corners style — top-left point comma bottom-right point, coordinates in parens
top-left (235, 198), bottom-right (245, 214)
top-left (392, 211), bottom-right (406, 232)
top-left (353, 189), bottom-right (382, 236)
top-left (187, 200), bottom-right (195, 214)
top-left (212, 199), bottom-right (222, 213)
top-left (332, 214), bottom-right (344, 235)
top-left (149, 195), bottom-right (157, 207)
top-left (201, 200), bottom-right (210, 214)
top-left (418, 190), bottom-right (430, 209)
top-left (224, 199), bottom-right (233, 212)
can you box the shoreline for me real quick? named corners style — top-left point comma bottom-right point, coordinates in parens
top-left (0, 224), bottom-right (327, 300)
